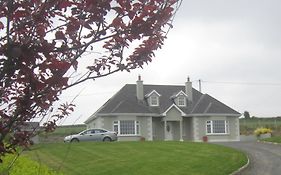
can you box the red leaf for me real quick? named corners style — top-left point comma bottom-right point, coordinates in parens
top-left (37, 24), bottom-right (46, 37)
top-left (72, 60), bottom-right (78, 71)
top-left (58, 1), bottom-right (73, 9)
top-left (55, 31), bottom-right (65, 40)
top-left (0, 21), bottom-right (4, 30)
top-left (13, 10), bottom-right (29, 19)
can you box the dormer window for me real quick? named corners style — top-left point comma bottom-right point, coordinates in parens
top-left (172, 90), bottom-right (187, 107)
top-left (150, 95), bottom-right (159, 106)
top-left (145, 90), bottom-right (161, 107)
top-left (177, 95), bottom-right (186, 106)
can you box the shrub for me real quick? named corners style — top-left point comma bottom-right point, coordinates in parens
top-left (254, 127), bottom-right (272, 136)
top-left (0, 154), bottom-right (63, 175)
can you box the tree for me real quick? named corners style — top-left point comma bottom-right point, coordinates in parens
top-left (244, 111), bottom-right (250, 119)
top-left (0, 0), bottom-right (182, 161)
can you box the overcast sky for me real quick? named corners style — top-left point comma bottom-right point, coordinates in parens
top-left (58, 0), bottom-right (281, 125)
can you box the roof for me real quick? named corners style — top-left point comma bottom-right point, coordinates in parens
top-left (85, 84), bottom-right (240, 123)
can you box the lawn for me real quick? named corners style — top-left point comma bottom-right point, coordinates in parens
top-left (261, 136), bottom-right (281, 143)
top-left (24, 141), bottom-right (247, 175)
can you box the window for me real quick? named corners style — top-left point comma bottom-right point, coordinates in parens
top-left (150, 95), bottom-right (159, 106)
top-left (113, 121), bottom-right (118, 133)
top-left (178, 95), bottom-right (186, 106)
top-left (206, 120), bottom-right (229, 134)
top-left (82, 130), bottom-right (93, 135)
top-left (113, 120), bottom-right (140, 135)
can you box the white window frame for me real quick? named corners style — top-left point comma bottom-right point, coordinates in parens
top-left (177, 95), bottom-right (186, 107)
top-left (150, 95), bottom-right (159, 106)
top-left (113, 120), bottom-right (140, 136)
top-left (206, 120), bottom-right (229, 135)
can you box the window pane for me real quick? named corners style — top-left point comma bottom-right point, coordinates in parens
top-left (120, 120), bottom-right (135, 135)
top-left (212, 120), bottom-right (226, 133)
top-left (136, 121), bottom-right (140, 135)
top-left (151, 96), bottom-right (158, 106)
top-left (206, 121), bottom-right (212, 133)
top-left (113, 121), bottom-right (118, 133)
top-left (178, 96), bottom-right (185, 106)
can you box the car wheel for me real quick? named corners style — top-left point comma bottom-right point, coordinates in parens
top-left (71, 138), bottom-right (79, 143)
top-left (103, 137), bottom-right (111, 142)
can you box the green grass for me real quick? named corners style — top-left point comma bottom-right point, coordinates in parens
top-left (261, 136), bottom-right (281, 143)
top-left (25, 141), bottom-right (247, 175)
top-left (0, 153), bottom-right (62, 175)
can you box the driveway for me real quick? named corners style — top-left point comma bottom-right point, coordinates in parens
top-left (216, 141), bottom-right (281, 175)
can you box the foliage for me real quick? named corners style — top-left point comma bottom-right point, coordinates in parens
top-left (254, 127), bottom-right (272, 136)
top-left (261, 136), bottom-right (281, 143)
top-left (243, 111), bottom-right (250, 119)
top-left (25, 142), bottom-right (247, 175)
top-left (0, 153), bottom-right (62, 175)
top-left (0, 0), bottom-right (182, 161)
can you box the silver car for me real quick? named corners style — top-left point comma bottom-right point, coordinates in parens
top-left (64, 128), bottom-right (117, 142)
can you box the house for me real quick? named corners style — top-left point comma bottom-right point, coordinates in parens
top-left (84, 76), bottom-right (241, 142)
top-left (21, 122), bottom-right (40, 144)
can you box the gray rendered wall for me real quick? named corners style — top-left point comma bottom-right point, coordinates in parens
top-left (182, 117), bottom-right (193, 140)
top-left (100, 115), bottom-right (152, 141)
top-left (152, 117), bottom-right (164, 140)
top-left (195, 116), bottom-right (240, 142)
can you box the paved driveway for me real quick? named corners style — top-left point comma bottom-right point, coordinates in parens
top-left (216, 141), bottom-right (281, 175)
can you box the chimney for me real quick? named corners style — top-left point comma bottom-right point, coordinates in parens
top-left (136, 75), bottom-right (144, 100)
top-left (185, 77), bottom-right (193, 102)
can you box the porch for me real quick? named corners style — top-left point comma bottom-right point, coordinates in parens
top-left (152, 117), bottom-right (193, 141)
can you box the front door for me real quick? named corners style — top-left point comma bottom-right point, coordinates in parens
top-left (166, 122), bottom-right (173, 140)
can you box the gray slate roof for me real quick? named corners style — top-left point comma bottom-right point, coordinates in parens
top-left (86, 84), bottom-right (240, 122)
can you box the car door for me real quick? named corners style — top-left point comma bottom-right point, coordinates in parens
top-left (78, 129), bottom-right (94, 141)
top-left (91, 129), bottom-right (107, 141)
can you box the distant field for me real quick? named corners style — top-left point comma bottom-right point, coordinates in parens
top-left (240, 118), bottom-right (281, 135)
top-left (25, 142), bottom-right (247, 175)
top-left (40, 124), bottom-right (86, 143)
top-left (48, 124), bottom-right (86, 136)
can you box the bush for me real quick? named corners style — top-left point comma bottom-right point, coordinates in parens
top-left (254, 127), bottom-right (272, 136)
top-left (0, 154), bottom-right (63, 175)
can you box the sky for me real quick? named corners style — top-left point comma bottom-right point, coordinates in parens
top-left (58, 0), bottom-right (281, 125)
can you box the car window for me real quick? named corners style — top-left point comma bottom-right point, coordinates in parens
top-left (99, 129), bottom-right (107, 133)
top-left (83, 130), bottom-right (92, 135)
top-left (94, 129), bottom-right (106, 133)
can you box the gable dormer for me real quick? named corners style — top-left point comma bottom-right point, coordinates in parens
top-left (173, 90), bottom-right (188, 107)
top-left (145, 90), bottom-right (161, 107)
